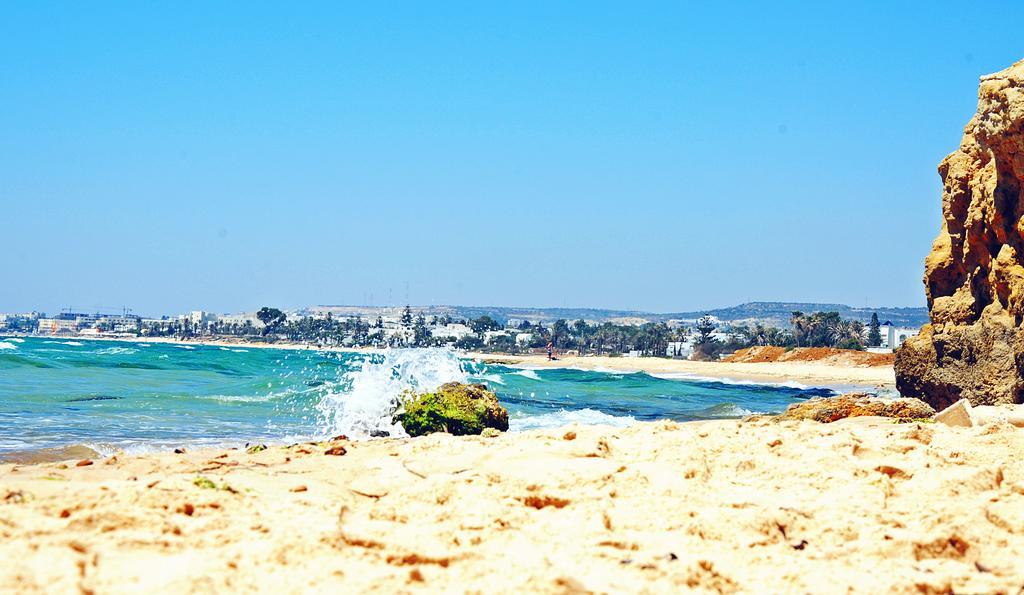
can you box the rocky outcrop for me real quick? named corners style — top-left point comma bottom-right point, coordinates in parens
top-left (394, 382), bottom-right (509, 437)
top-left (895, 59), bottom-right (1024, 410)
top-left (773, 394), bottom-right (935, 423)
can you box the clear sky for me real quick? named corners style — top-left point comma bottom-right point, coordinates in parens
top-left (3, 2), bottom-right (1023, 317)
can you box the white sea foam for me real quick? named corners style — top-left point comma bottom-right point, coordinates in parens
top-left (0, 342), bottom-right (16, 351)
top-left (512, 369), bottom-right (542, 380)
top-left (509, 408), bottom-right (636, 432)
top-left (649, 372), bottom-right (809, 390)
top-left (175, 345), bottom-right (195, 350)
top-left (220, 347), bottom-right (249, 353)
top-left (473, 373), bottom-right (505, 386)
top-left (315, 348), bottom-right (467, 439)
top-left (5, 337), bottom-right (25, 343)
top-left (204, 394), bottom-right (273, 403)
top-left (96, 347), bottom-right (138, 356)
top-left (589, 366), bottom-right (641, 375)
top-left (698, 403), bottom-right (763, 417)
top-left (61, 341), bottom-right (84, 347)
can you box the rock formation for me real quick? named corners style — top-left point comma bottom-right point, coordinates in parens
top-left (773, 394), bottom-right (935, 423)
top-left (394, 382), bottom-right (509, 437)
top-left (896, 59), bottom-right (1024, 409)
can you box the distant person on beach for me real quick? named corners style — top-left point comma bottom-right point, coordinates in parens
top-left (547, 341), bottom-right (554, 360)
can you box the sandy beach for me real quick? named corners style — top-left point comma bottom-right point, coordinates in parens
top-left (470, 353), bottom-right (896, 390)
top-left (1, 418), bottom-right (1020, 593)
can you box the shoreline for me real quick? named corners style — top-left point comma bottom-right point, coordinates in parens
top-left (469, 352), bottom-right (895, 390)
top-left (4, 333), bottom-right (894, 390)
top-left (2, 419), bottom-right (1020, 592)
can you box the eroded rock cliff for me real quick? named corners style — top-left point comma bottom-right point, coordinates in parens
top-left (896, 59), bottom-right (1024, 409)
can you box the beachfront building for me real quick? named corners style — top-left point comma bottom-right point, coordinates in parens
top-left (431, 323), bottom-right (474, 341)
top-left (36, 318), bottom-right (79, 335)
top-left (102, 315), bottom-right (141, 333)
top-left (666, 340), bottom-right (694, 359)
top-left (879, 322), bottom-right (919, 349)
top-left (483, 330), bottom-right (510, 344)
top-left (217, 312), bottom-right (259, 326)
top-left (185, 311), bottom-right (215, 326)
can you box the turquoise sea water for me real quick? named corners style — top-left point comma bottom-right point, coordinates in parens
top-left (0, 336), bottom-right (835, 459)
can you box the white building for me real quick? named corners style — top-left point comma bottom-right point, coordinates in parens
top-left (217, 313), bottom-right (263, 328)
top-left (431, 323), bottom-right (473, 341)
top-left (666, 340), bottom-right (694, 358)
top-left (880, 323), bottom-right (918, 349)
top-left (483, 330), bottom-right (510, 344)
top-left (95, 315), bottom-right (140, 331)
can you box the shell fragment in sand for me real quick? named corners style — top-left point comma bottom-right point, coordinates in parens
top-left (934, 399), bottom-right (975, 427)
top-left (935, 399), bottom-right (1024, 428)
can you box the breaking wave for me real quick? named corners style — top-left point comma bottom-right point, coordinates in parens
top-left (512, 369), bottom-right (542, 380)
top-left (315, 348), bottom-right (467, 439)
top-left (509, 408), bottom-right (636, 432)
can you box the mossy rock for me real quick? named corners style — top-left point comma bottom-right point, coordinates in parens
top-left (395, 382), bottom-right (509, 437)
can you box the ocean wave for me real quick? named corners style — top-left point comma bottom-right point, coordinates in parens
top-left (202, 394), bottom-right (274, 403)
top-left (693, 402), bottom-right (762, 418)
top-left (96, 347), bottom-right (139, 356)
top-left (175, 345), bottom-right (196, 350)
top-left (649, 372), bottom-right (810, 390)
top-left (472, 373), bottom-right (505, 386)
top-left (589, 366), bottom-right (642, 375)
top-left (562, 365), bottom-right (641, 375)
top-left (61, 341), bottom-right (84, 347)
top-left (0, 342), bottom-right (16, 351)
top-left (510, 408), bottom-right (636, 432)
top-left (512, 369), bottom-right (542, 380)
top-left (220, 347), bottom-right (249, 353)
top-left (316, 348), bottom-right (468, 439)
top-left (5, 337), bottom-right (25, 343)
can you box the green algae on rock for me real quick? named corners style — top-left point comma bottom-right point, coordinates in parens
top-left (395, 382), bottom-right (509, 437)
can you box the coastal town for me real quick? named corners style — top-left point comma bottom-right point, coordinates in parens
top-left (0, 303), bottom-right (920, 359)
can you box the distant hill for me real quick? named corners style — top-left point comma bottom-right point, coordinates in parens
top-left (311, 302), bottom-right (928, 328)
top-left (660, 302), bottom-right (928, 327)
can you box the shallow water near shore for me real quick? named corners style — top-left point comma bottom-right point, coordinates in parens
top-left (0, 336), bottom-right (834, 460)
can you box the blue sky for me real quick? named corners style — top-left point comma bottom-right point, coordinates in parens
top-left (3, 2), bottom-right (1023, 316)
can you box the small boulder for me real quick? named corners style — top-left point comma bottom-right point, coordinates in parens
top-left (774, 393), bottom-right (935, 423)
top-left (395, 382), bottom-right (509, 437)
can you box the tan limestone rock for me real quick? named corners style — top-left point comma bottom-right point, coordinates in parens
top-left (896, 59), bottom-right (1024, 409)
